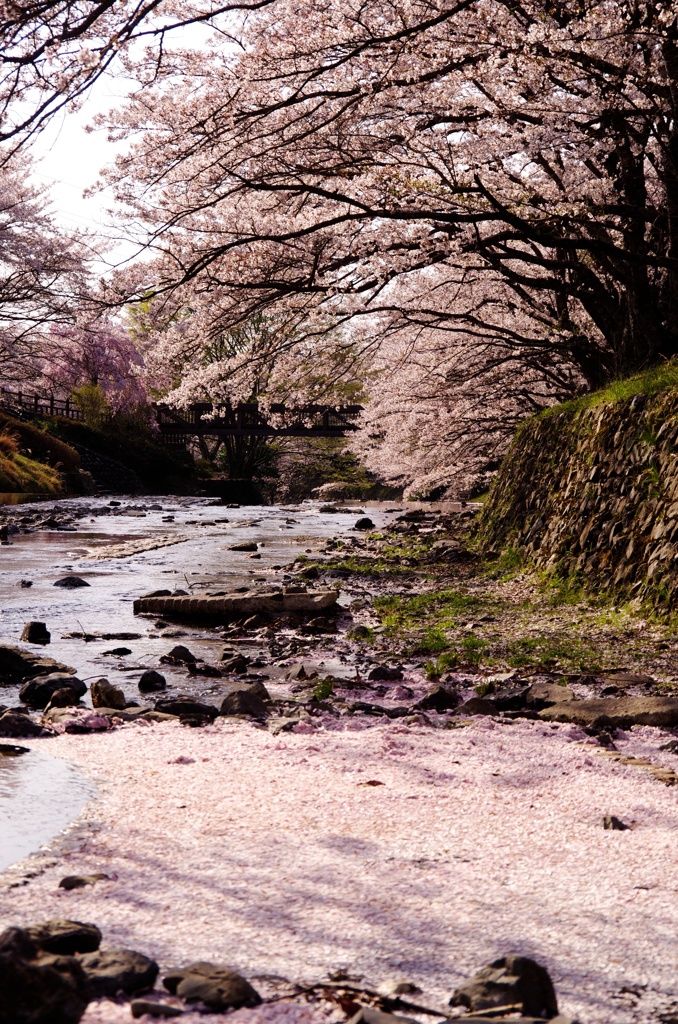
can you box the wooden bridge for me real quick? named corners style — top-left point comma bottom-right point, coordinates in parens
top-left (0, 386), bottom-right (362, 439)
top-left (155, 401), bottom-right (363, 442)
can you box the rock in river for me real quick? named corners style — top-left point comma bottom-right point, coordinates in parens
top-left (163, 962), bottom-right (261, 1011)
top-left (19, 622), bottom-right (50, 645)
top-left (90, 678), bottom-right (126, 711)
top-left (53, 577), bottom-right (90, 589)
top-left (0, 645), bottom-right (75, 684)
top-left (134, 590), bottom-right (339, 622)
top-left (220, 688), bottom-right (269, 718)
top-left (154, 696), bottom-right (219, 721)
top-left (138, 670), bottom-right (166, 693)
top-left (20, 674), bottom-right (86, 710)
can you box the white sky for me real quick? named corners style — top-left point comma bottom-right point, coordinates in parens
top-left (29, 74), bottom-right (143, 276)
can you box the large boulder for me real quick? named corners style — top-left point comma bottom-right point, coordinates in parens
top-left (25, 920), bottom-right (101, 956)
top-left (449, 954), bottom-right (558, 1018)
top-left (540, 696), bottom-right (678, 729)
top-left (79, 948), bottom-right (159, 997)
top-left (90, 679), bottom-right (126, 711)
top-left (0, 645), bottom-right (75, 686)
top-left (20, 674), bottom-right (86, 711)
top-left (163, 962), bottom-right (261, 1010)
top-left (220, 688), bottom-right (270, 718)
top-left (0, 927), bottom-right (90, 1024)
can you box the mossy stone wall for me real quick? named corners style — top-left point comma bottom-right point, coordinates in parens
top-left (474, 390), bottom-right (678, 607)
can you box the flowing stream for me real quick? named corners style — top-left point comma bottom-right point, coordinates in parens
top-left (0, 495), bottom-right (395, 870)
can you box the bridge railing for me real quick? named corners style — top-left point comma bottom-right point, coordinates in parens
top-left (0, 385), bottom-right (84, 421)
top-left (155, 401), bottom-right (363, 437)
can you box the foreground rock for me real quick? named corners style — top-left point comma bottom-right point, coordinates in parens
top-left (79, 948), bottom-right (159, 997)
top-left (0, 927), bottom-right (89, 1024)
top-left (449, 954), bottom-right (558, 1018)
top-left (540, 696), bottom-right (678, 728)
top-left (25, 920), bottom-right (101, 955)
top-left (0, 711), bottom-right (49, 738)
top-left (133, 589), bottom-right (339, 621)
top-left (163, 962), bottom-right (261, 1010)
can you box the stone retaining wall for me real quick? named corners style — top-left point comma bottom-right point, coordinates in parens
top-left (474, 389), bottom-right (678, 608)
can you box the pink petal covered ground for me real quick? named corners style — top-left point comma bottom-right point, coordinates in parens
top-left (2, 717), bottom-right (677, 1024)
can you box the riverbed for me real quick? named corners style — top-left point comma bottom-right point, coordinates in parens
top-left (0, 495), bottom-right (394, 707)
top-left (2, 497), bottom-right (678, 1024)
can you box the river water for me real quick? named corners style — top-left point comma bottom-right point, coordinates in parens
top-left (0, 495), bottom-right (396, 870)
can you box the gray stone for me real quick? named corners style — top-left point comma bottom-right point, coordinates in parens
top-left (134, 591), bottom-right (339, 621)
top-left (90, 679), bottom-right (126, 711)
top-left (449, 954), bottom-right (558, 1018)
top-left (20, 622), bottom-right (50, 645)
top-left (53, 577), bottom-right (90, 589)
top-left (354, 517), bottom-right (375, 531)
top-left (160, 645), bottom-right (197, 664)
top-left (453, 696), bottom-right (495, 716)
top-left (79, 948), bottom-right (159, 997)
top-left (220, 654), bottom-right (249, 674)
top-left (526, 682), bottom-right (575, 709)
top-left (58, 874), bottom-right (109, 891)
top-left (220, 688), bottom-right (270, 718)
top-left (44, 688), bottom-right (82, 711)
top-left (229, 542), bottom-right (258, 551)
top-left (603, 815), bottom-right (629, 831)
top-left (368, 665), bottom-right (403, 682)
top-left (540, 696), bottom-right (678, 728)
top-left (163, 962), bottom-right (261, 1010)
top-left (25, 920), bottom-right (101, 956)
top-left (349, 1010), bottom-right (418, 1024)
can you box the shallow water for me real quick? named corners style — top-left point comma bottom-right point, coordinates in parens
top-left (0, 496), bottom-right (397, 703)
top-left (0, 496), bottom-right (399, 869)
top-left (0, 743), bottom-right (95, 872)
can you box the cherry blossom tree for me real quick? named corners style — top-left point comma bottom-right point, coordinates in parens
top-left (101, 0), bottom-right (678, 392)
top-left (0, 158), bottom-right (86, 382)
top-left (0, 0), bottom-right (280, 152)
top-left (41, 316), bottom-right (147, 415)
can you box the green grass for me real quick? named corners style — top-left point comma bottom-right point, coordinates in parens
top-left (0, 452), bottom-right (63, 493)
top-left (374, 587), bottom-right (491, 630)
top-left (538, 359), bottom-right (678, 419)
top-left (537, 570), bottom-right (586, 606)
top-left (505, 635), bottom-right (599, 670)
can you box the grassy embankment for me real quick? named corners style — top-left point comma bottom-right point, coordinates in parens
top-left (297, 364), bottom-right (678, 683)
top-left (0, 414), bottom-right (80, 494)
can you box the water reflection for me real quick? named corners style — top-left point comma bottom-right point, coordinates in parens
top-left (0, 746), bottom-right (95, 872)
